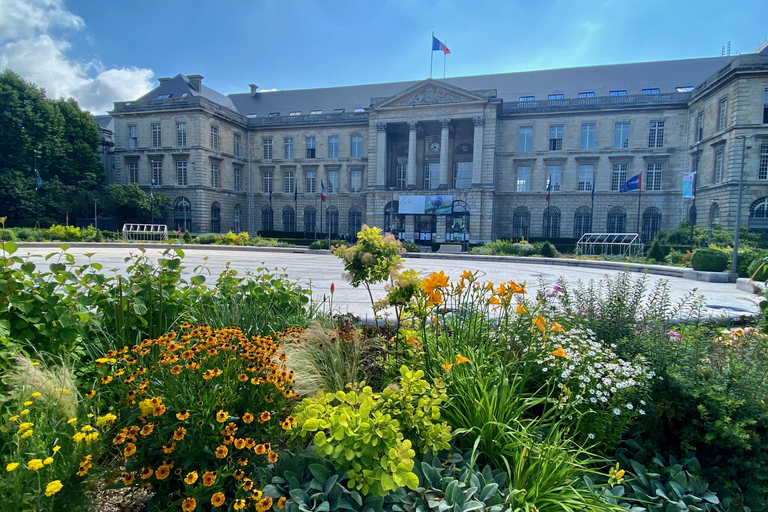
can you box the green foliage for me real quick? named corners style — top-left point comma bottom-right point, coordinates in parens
top-left (667, 250), bottom-right (684, 265)
top-left (214, 231), bottom-right (251, 245)
top-left (539, 241), bottom-right (558, 258)
top-left (690, 248), bottom-right (729, 272)
top-left (103, 183), bottom-right (171, 225)
top-left (182, 230), bottom-right (193, 244)
top-left (646, 240), bottom-right (666, 263)
top-left (400, 241), bottom-right (420, 253)
top-left (735, 249), bottom-right (759, 278)
top-left (311, 239), bottom-right (346, 250)
top-left (747, 250), bottom-right (768, 281)
top-left (195, 233), bottom-right (218, 244)
top-left (468, 240), bottom-right (537, 256)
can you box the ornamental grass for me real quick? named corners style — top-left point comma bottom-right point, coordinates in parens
top-left (91, 325), bottom-right (299, 511)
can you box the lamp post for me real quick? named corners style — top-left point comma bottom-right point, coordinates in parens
top-left (150, 178), bottom-right (155, 225)
top-left (707, 200), bottom-right (715, 247)
top-left (732, 135), bottom-right (751, 274)
top-left (93, 199), bottom-right (98, 230)
top-left (33, 149), bottom-right (41, 227)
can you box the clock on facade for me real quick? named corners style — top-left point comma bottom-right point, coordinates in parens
top-left (429, 142), bottom-right (441, 153)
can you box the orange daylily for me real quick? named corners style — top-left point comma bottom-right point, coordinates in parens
top-left (488, 296), bottom-right (501, 306)
top-left (533, 314), bottom-right (546, 332)
top-left (455, 354), bottom-right (470, 365)
top-left (516, 304), bottom-right (527, 314)
top-left (460, 270), bottom-right (473, 280)
top-left (551, 346), bottom-right (567, 358)
top-left (549, 322), bottom-right (566, 333)
top-left (443, 363), bottom-right (454, 371)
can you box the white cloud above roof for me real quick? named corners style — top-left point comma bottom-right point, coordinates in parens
top-left (0, 0), bottom-right (154, 114)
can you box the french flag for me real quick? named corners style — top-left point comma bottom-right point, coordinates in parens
top-left (432, 36), bottom-right (450, 55)
top-left (321, 182), bottom-right (326, 202)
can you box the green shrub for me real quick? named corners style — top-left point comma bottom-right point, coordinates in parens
top-left (309, 238), bottom-right (345, 250)
top-left (668, 250), bottom-right (684, 265)
top-left (646, 239), bottom-right (666, 262)
top-left (400, 240), bottom-right (420, 253)
top-left (0, 229), bottom-right (17, 241)
top-left (690, 248), bottom-right (729, 272)
top-left (747, 250), bottom-right (768, 281)
top-left (182, 230), bottom-right (193, 244)
top-left (736, 249), bottom-right (759, 278)
top-left (539, 241), bottom-right (558, 258)
top-left (45, 225), bottom-right (82, 242)
top-left (194, 233), bottom-right (217, 244)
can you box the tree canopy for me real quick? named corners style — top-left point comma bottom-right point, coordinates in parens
top-left (0, 70), bottom-right (104, 226)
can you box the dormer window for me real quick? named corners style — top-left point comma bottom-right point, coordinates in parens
top-left (676, 86), bottom-right (694, 93)
top-left (268, 112), bottom-right (280, 118)
top-left (548, 94), bottom-right (564, 100)
top-left (289, 111), bottom-right (301, 116)
top-left (246, 113), bottom-right (258, 118)
top-left (354, 108), bottom-right (365, 113)
top-left (310, 110), bottom-right (322, 115)
top-left (610, 90), bottom-right (627, 96)
top-left (519, 96), bottom-right (535, 102)
top-left (156, 94), bottom-right (172, 99)
top-left (578, 92), bottom-right (595, 98)
top-left (642, 88), bottom-right (661, 95)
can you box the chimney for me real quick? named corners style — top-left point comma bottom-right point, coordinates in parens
top-left (187, 74), bottom-right (204, 91)
top-left (157, 77), bottom-right (171, 84)
top-left (249, 84), bottom-right (259, 95)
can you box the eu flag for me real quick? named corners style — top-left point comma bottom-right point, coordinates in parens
top-left (620, 174), bottom-right (641, 193)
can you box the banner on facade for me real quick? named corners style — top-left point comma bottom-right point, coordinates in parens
top-left (398, 195), bottom-right (454, 215)
top-left (682, 172), bottom-right (696, 199)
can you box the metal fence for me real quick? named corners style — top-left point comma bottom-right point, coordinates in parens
top-left (122, 224), bottom-right (168, 242)
top-left (576, 233), bottom-right (643, 257)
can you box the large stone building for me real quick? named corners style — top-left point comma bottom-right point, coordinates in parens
top-left (108, 43), bottom-right (768, 245)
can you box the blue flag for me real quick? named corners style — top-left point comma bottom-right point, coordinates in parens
top-left (432, 36), bottom-right (450, 55)
top-left (591, 172), bottom-right (595, 202)
top-left (620, 173), bottom-right (641, 193)
top-left (269, 185), bottom-right (272, 203)
top-left (294, 186), bottom-right (297, 202)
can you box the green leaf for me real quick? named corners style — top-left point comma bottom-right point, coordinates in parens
top-left (3, 241), bottom-right (17, 255)
top-left (478, 483), bottom-right (498, 502)
top-left (309, 464), bottom-right (331, 483)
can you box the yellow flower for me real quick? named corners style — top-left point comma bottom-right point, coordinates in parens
top-left (615, 469), bottom-right (626, 479)
top-left (533, 314), bottom-right (545, 332)
top-left (278, 497), bottom-right (287, 509)
top-left (516, 304), bottom-right (527, 314)
top-left (6, 463), bottom-right (19, 472)
top-left (81, 425), bottom-right (93, 432)
top-left (242, 412), bottom-right (254, 424)
top-left (182, 498), bottom-right (196, 512)
top-left (43, 457), bottom-right (54, 465)
top-left (202, 470), bottom-right (217, 486)
top-left (234, 499), bottom-right (246, 510)
top-left (96, 413), bottom-right (117, 427)
top-left (173, 427), bottom-right (186, 440)
top-left (211, 492), bottom-right (226, 507)
top-left (27, 459), bottom-right (44, 471)
top-left (176, 409), bottom-right (190, 421)
top-left (67, 418), bottom-right (77, 424)
top-left (258, 411), bottom-right (271, 423)
top-left (31, 392), bottom-right (41, 397)
top-left (549, 322), bottom-right (566, 333)
top-left (551, 346), bottom-right (567, 358)
top-left (155, 465), bottom-right (170, 480)
top-left (85, 390), bottom-right (96, 398)
top-left (215, 445), bottom-right (228, 459)
top-left (268, 451), bottom-right (279, 463)
top-left (488, 296), bottom-right (501, 305)
top-left (123, 443), bottom-right (137, 457)
top-left (455, 354), bottom-right (470, 365)
top-left (19, 409), bottom-right (29, 416)
top-left (23, 401), bottom-right (32, 406)
top-left (184, 471), bottom-right (198, 485)
top-left (45, 480), bottom-right (63, 497)
top-left (9, 415), bottom-right (19, 422)
top-left (18, 423), bottom-right (33, 434)
top-left (52, 446), bottom-right (61, 453)
top-left (460, 270), bottom-right (473, 280)
top-left (216, 410), bottom-right (229, 423)
top-left (85, 432), bottom-right (99, 445)
top-left (21, 429), bottom-right (33, 439)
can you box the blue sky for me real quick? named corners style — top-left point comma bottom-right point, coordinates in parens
top-left (1, 0), bottom-right (766, 114)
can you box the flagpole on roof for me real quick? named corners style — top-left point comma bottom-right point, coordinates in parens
top-left (430, 32), bottom-right (434, 79)
top-left (443, 40), bottom-right (446, 79)
top-left (637, 172), bottom-right (642, 236)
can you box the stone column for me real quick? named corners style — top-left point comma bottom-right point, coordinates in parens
top-left (407, 121), bottom-right (417, 189)
top-left (472, 116), bottom-right (484, 186)
top-left (439, 119), bottom-right (451, 188)
top-left (376, 122), bottom-right (387, 189)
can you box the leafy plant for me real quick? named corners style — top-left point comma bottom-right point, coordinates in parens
top-left (690, 248), bottom-right (729, 272)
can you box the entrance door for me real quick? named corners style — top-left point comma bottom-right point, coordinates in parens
top-left (415, 215), bottom-right (436, 246)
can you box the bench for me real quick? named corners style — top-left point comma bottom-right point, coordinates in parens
top-left (437, 244), bottom-right (463, 254)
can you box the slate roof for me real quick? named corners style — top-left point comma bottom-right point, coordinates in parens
top-left (136, 74), bottom-right (238, 111)
top-left (227, 56), bottom-right (735, 117)
top-left (92, 115), bottom-right (114, 132)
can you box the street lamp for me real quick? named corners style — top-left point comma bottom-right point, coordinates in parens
top-left (33, 149), bottom-right (41, 227)
top-left (93, 199), bottom-right (98, 230)
top-left (732, 135), bottom-right (752, 274)
top-left (707, 200), bottom-right (715, 247)
top-left (150, 178), bottom-right (155, 225)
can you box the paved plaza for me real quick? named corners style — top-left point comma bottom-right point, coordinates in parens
top-left (15, 244), bottom-right (762, 321)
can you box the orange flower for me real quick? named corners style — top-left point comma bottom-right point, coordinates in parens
top-left (488, 296), bottom-right (501, 305)
top-left (123, 443), bottom-right (136, 457)
top-left (258, 411), bottom-right (271, 423)
top-left (234, 438), bottom-right (246, 449)
top-left (242, 413), bottom-right (254, 424)
top-left (549, 322), bottom-right (566, 333)
top-left (268, 451), bottom-right (279, 463)
top-left (182, 498), bottom-right (196, 512)
top-left (184, 471), bottom-right (198, 485)
top-left (533, 314), bottom-right (545, 332)
top-left (460, 270), bottom-right (473, 281)
top-left (170, 365), bottom-right (182, 375)
top-left (202, 471), bottom-right (217, 486)
top-left (216, 410), bottom-right (229, 423)
top-left (551, 346), bottom-right (567, 358)
top-left (516, 304), bottom-right (527, 314)
top-left (455, 354), bottom-right (470, 365)
top-left (278, 497), bottom-right (287, 509)
top-left (173, 427), bottom-right (186, 440)
top-left (140, 467), bottom-right (153, 480)
top-left (155, 465), bottom-right (170, 480)
top-left (215, 445), bottom-right (228, 459)
top-left (254, 444), bottom-right (266, 455)
top-left (176, 409), bottom-right (189, 421)
top-left (211, 492), bottom-right (226, 507)
top-left (140, 424), bottom-right (154, 437)
top-left (238, 373), bottom-right (249, 382)
top-left (244, 438), bottom-right (256, 449)
top-left (443, 362), bottom-right (454, 371)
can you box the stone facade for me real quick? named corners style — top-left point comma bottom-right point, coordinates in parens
top-left (109, 50), bottom-right (768, 243)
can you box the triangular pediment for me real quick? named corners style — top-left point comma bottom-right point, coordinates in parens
top-left (373, 79), bottom-right (490, 109)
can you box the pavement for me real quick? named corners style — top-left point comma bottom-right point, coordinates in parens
top-left (13, 244), bottom-right (763, 322)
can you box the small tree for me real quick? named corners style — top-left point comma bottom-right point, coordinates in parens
top-left (333, 225), bottom-right (404, 314)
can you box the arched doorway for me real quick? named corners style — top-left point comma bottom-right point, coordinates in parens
top-left (748, 197), bottom-right (768, 231)
top-left (210, 202), bottom-right (221, 233)
top-left (447, 200), bottom-right (470, 242)
top-left (173, 197), bottom-right (191, 233)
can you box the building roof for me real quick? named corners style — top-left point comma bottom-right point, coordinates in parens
top-left (227, 56), bottom-right (735, 117)
top-left (136, 73), bottom-right (238, 111)
top-left (92, 115), bottom-right (114, 132)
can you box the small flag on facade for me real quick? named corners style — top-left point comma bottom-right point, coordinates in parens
top-left (546, 176), bottom-right (551, 202)
top-left (321, 182), bottom-right (326, 203)
top-left (432, 36), bottom-right (450, 55)
top-left (269, 185), bottom-right (272, 203)
top-left (294, 186), bottom-right (297, 202)
top-left (620, 173), bottom-right (642, 193)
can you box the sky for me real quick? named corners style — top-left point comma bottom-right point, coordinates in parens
top-left (1, 0), bottom-right (766, 115)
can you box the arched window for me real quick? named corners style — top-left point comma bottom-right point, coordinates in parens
top-left (512, 208), bottom-right (530, 240)
top-left (748, 197), bottom-right (768, 231)
top-left (607, 207), bottom-right (626, 233)
top-left (710, 202), bottom-right (720, 227)
top-left (173, 197), bottom-right (191, 233)
top-left (447, 200), bottom-right (470, 242)
top-left (573, 207), bottom-right (592, 238)
top-left (261, 206), bottom-right (274, 231)
top-left (543, 207), bottom-right (560, 238)
top-left (210, 202), bottom-right (221, 233)
top-left (326, 208), bottom-right (339, 236)
top-left (348, 208), bottom-right (362, 241)
top-left (642, 207), bottom-right (662, 240)
top-left (304, 206), bottom-right (316, 233)
top-left (282, 206), bottom-right (296, 232)
top-left (384, 201), bottom-right (404, 233)
top-left (233, 205), bottom-right (241, 233)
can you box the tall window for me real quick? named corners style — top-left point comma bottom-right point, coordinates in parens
top-left (759, 145), bottom-right (768, 180)
top-left (542, 207), bottom-right (560, 237)
top-left (348, 209), bottom-right (362, 240)
top-left (512, 208), bottom-right (529, 239)
top-left (764, 89), bottom-right (768, 124)
top-left (262, 171), bottom-right (272, 193)
top-left (328, 136), bottom-right (339, 158)
top-left (151, 160), bottom-right (162, 185)
top-left (396, 163), bottom-right (407, 190)
top-left (549, 125), bottom-right (564, 151)
top-left (306, 137), bottom-right (316, 158)
top-left (611, 164), bottom-right (628, 191)
top-left (328, 170), bottom-right (338, 194)
top-left (262, 138), bottom-right (273, 160)
top-left (646, 164), bottom-right (663, 191)
top-left (607, 208), bottom-right (626, 233)
top-left (546, 165), bottom-right (561, 192)
top-left (283, 170), bottom-right (295, 193)
top-left (519, 126), bottom-right (533, 152)
top-left (648, 121), bottom-right (665, 148)
top-left (234, 168), bottom-right (241, 191)
top-left (211, 163), bottom-right (219, 188)
top-left (351, 169), bottom-right (362, 193)
top-left (614, 122), bottom-right (630, 149)
top-left (578, 164), bottom-right (594, 191)
top-left (283, 206), bottom-right (296, 232)
top-left (152, 123), bottom-right (161, 147)
top-left (177, 122), bottom-right (186, 147)
top-left (176, 160), bottom-right (187, 185)
top-left (326, 208), bottom-right (339, 235)
top-left (174, 197), bottom-right (191, 232)
top-left (573, 207), bottom-right (592, 238)
top-left (642, 208), bottom-right (662, 240)
top-left (234, 134), bottom-right (241, 157)
top-left (516, 166), bottom-right (530, 192)
top-left (424, 163), bottom-right (439, 189)
top-left (233, 205), bottom-right (241, 233)
top-left (284, 137), bottom-right (294, 159)
top-left (304, 207), bottom-right (316, 232)
top-left (714, 149), bottom-right (724, 183)
top-left (210, 126), bottom-right (219, 150)
top-left (305, 170), bottom-right (316, 193)
top-left (718, 98), bottom-right (727, 131)
top-left (129, 125), bottom-right (137, 148)
top-left (210, 203), bottom-right (221, 233)
top-left (453, 162), bottom-right (472, 189)
top-left (580, 123), bottom-right (595, 150)
top-left (261, 206), bottom-right (274, 231)
top-left (696, 111), bottom-right (704, 142)
top-left (128, 161), bottom-right (138, 183)
top-left (351, 135), bottom-right (363, 157)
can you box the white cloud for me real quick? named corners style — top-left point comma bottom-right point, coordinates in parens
top-left (0, 0), bottom-right (154, 114)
